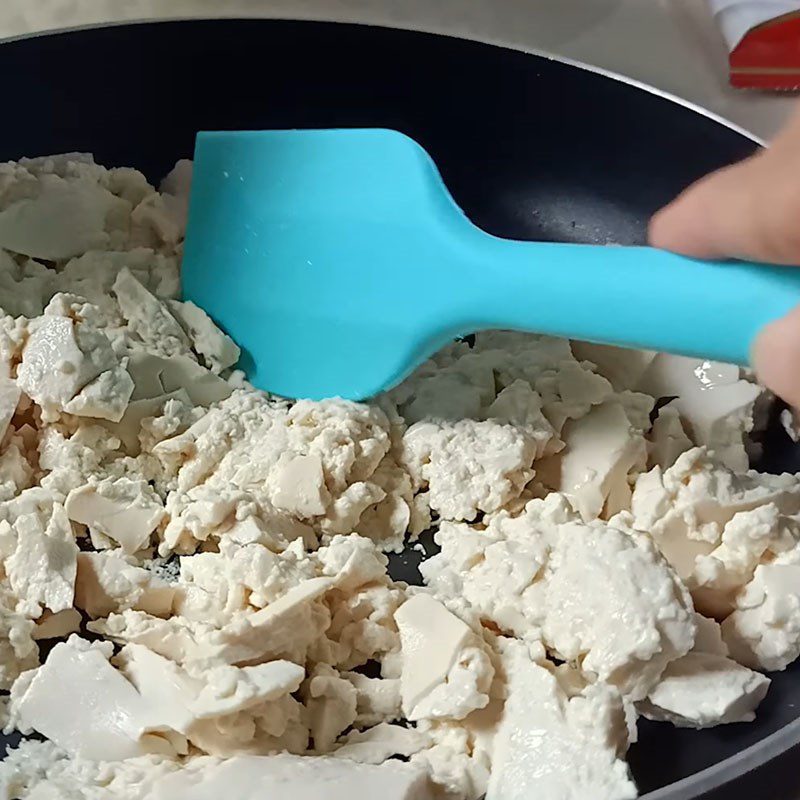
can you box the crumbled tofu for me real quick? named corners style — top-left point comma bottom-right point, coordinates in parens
top-left (637, 353), bottom-right (762, 472)
top-left (722, 564), bottom-right (800, 671)
top-left (327, 581), bottom-right (406, 671)
top-left (74, 551), bottom-right (176, 618)
top-left (630, 448), bottom-right (800, 614)
top-left (0, 176), bottom-right (129, 260)
top-left (402, 419), bottom-right (537, 521)
top-left (65, 477), bottom-right (165, 554)
top-left (187, 693), bottom-right (309, 758)
top-left (342, 672), bottom-right (402, 727)
top-left (36, 421), bottom-right (128, 499)
top-left (32, 608), bottom-right (82, 640)
top-left (334, 722), bottom-right (429, 764)
top-left (541, 401), bottom-right (648, 520)
top-left (85, 609), bottom-right (223, 665)
top-left (410, 712), bottom-right (497, 800)
top-left (691, 504), bottom-right (800, 618)
top-left (647, 400), bottom-right (693, 471)
top-left (0, 438), bottom-right (34, 500)
top-left (303, 663), bottom-right (358, 753)
top-left (9, 636), bottom-right (160, 760)
top-left (420, 507), bottom-right (555, 641)
top-left (392, 332), bottom-right (613, 439)
top-left (487, 648), bottom-right (636, 800)
top-left (541, 520), bottom-right (695, 700)
top-left (693, 613), bottom-right (729, 657)
top-left (63, 361), bottom-right (135, 422)
top-left (190, 659), bottom-right (305, 719)
top-left (571, 342), bottom-right (657, 392)
top-left (781, 407), bottom-right (800, 443)
top-left (4, 504), bottom-right (78, 614)
top-left (395, 595), bottom-right (493, 721)
top-left (167, 300), bottom-right (240, 373)
top-left (128, 351), bottom-right (232, 406)
top-left (638, 652), bottom-right (770, 728)
top-left (104, 390), bottom-right (193, 455)
top-left (0, 250), bottom-right (53, 319)
top-left (148, 754), bottom-right (436, 800)
top-left (485, 379), bottom-right (562, 459)
top-left (55, 247), bottom-right (180, 318)
top-left (391, 360), bottom-right (493, 424)
top-left (351, 454), bottom-right (430, 552)
top-left (160, 158), bottom-right (193, 200)
top-left (0, 739), bottom-right (180, 799)
top-left (155, 393), bottom-right (392, 553)
top-left (92, 576), bottom-right (336, 668)
top-left (317, 533), bottom-right (390, 592)
top-left (4, 150), bottom-right (800, 800)
top-left (269, 452), bottom-right (330, 517)
top-left (16, 315), bottom-right (118, 421)
top-left (116, 643), bottom-right (305, 755)
top-left (423, 497), bottom-right (695, 700)
top-left (173, 537), bottom-right (349, 627)
top-left (0, 603), bottom-right (39, 690)
top-left (131, 192), bottom-right (186, 249)
top-left (0, 375), bottom-right (20, 440)
top-left (113, 268), bottom-right (190, 359)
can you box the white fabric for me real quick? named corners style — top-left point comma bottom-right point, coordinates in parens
top-left (707, 0), bottom-right (800, 50)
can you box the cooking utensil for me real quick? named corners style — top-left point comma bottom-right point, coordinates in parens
top-left (185, 126), bottom-right (800, 400)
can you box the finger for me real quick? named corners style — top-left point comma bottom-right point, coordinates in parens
top-left (648, 159), bottom-right (752, 260)
top-left (648, 159), bottom-right (763, 259)
top-left (752, 304), bottom-right (800, 407)
top-left (649, 128), bottom-right (800, 266)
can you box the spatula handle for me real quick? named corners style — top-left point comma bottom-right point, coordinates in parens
top-left (463, 237), bottom-right (800, 365)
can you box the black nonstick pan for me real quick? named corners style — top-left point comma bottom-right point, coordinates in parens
top-left (0, 17), bottom-right (797, 800)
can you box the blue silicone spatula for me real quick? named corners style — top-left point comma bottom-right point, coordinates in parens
top-left (183, 128), bottom-right (800, 400)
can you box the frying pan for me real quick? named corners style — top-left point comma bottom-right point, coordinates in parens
top-left (0, 17), bottom-right (797, 800)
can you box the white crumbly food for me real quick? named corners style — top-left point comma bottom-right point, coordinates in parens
top-left (721, 563), bottom-right (800, 671)
top-left (629, 447), bottom-right (800, 618)
top-left (0, 152), bottom-right (793, 799)
top-left (637, 612), bottom-right (771, 728)
top-left (394, 594), bottom-right (494, 721)
top-left (636, 353), bottom-right (762, 473)
top-left (487, 641), bottom-right (636, 800)
top-left (422, 495), bottom-right (696, 702)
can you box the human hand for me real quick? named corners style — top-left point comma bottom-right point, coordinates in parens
top-left (649, 107), bottom-right (800, 406)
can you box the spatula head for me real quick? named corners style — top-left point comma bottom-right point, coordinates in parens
top-left (183, 128), bottom-right (468, 400)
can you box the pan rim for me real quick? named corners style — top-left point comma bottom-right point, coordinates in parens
top-left (644, 713), bottom-right (800, 799)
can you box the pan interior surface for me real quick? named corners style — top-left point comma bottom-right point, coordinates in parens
top-left (0, 18), bottom-right (795, 800)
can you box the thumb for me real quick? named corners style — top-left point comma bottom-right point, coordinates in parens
top-left (753, 306), bottom-right (800, 409)
top-left (649, 108), bottom-right (800, 265)
top-left (648, 157), bottom-right (758, 261)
